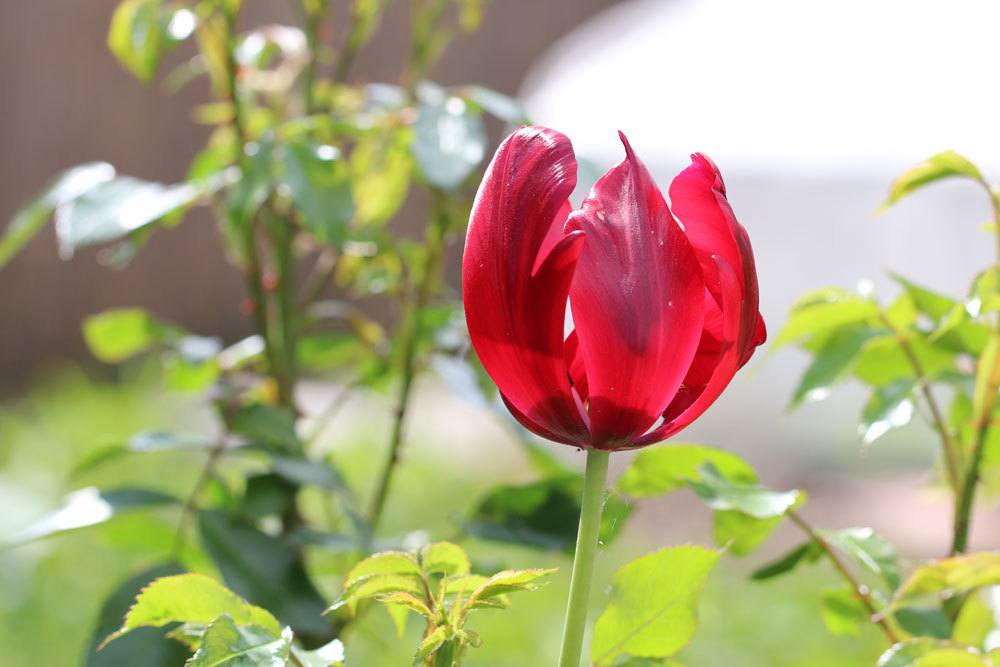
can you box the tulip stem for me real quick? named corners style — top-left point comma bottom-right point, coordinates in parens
top-left (558, 448), bottom-right (610, 667)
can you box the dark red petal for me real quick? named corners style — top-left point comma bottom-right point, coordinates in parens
top-left (462, 126), bottom-right (590, 445)
top-left (636, 256), bottom-right (743, 446)
top-left (564, 330), bottom-right (589, 402)
top-left (566, 132), bottom-right (705, 448)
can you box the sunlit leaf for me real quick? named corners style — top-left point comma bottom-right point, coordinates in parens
top-left (880, 151), bottom-right (985, 211)
top-left (853, 336), bottom-right (955, 387)
top-left (618, 444), bottom-right (757, 498)
top-left (109, 0), bottom-right (194, 82)
top-left (56, 177), bottom-right (203, 256)
top-left (713, 510), bottom-right (786, 557)
top-left (859, 380), bottom-right (916, 445)
top-left (83, 308), bottom-right (167, 363)
top-left (466, 568), bottom-right (556, 605)
top-left (591, 546), bottom-right (719, 666)
top-left (411, 86), bottom-right (486, 190)
top-left (4, 487), bottom-right (177, 547)
top-left (821, 587), bottom-right (868, 636)
top-left (775, 295), bottom-right (879, 348)
top-left (892, 553), bottom-right (1000, 609)
top-left (282, 140), bottom-right (353, 246)
top-left (420, 541), bottom-right (470, 576)
top-left (413, 626), bottom-right (450, 665)
top-left (99, 572), bottom-right (280, 648)
top-left (952, 590), bottom-right (996, 648)
top-left (291, 639), bottom-right (346, 667)
top-left (790, 326), bottom-right (875, 407)
top-left (1, 162), bottom-right (115, 268)
top-left (187, 615), bottom-right (291, 667)
top-left (878, 639), bottom-right (991, 667)
top-left (690, 464), bottom-right (802, 520)
top-left (351, 129), bottom-right (412, 227)
top-left (821, 527), bottom-right (901, 590)
top-left (85, 563), bottom-right (189, 667)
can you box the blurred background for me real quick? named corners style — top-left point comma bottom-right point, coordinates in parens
top-left (3, 0), bottom-right (1000, 665)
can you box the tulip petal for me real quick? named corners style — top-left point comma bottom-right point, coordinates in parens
top-left (669, 153), bottom-right (765, 359)
top-left (636, 256), bottom-right (742, 446)
top-left (566, 133), bottom-right (705, 448)
top-left (463, 126), bottom-right (589, 445)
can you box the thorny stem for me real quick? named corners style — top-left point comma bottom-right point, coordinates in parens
top-left (950, 185), bottom-right (1000, 555)
top-left (366, 190), bottom-right (449, 530)
top-left (879, 313), bottom-right (962, 495)
top-left (788, 510), bottom-right (900, 644)
top-left (558, 449), bottom-right (611, 667)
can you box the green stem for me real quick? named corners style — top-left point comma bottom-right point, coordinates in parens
top-left (366, 193), bottom-right (448, 531)
top-left (431, 639), bottom-right (459, 667)
top-left (558, 448), bottom-right (610, 667)
top-left (271, 213), bottom-right (298, 411)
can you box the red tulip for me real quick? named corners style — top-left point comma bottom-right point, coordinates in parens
top-left (462, 126), bottom-right (766, 451)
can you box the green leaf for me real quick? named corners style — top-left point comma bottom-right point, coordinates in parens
top-left (5, 487), bottom-right (177, 547)
top-left (345, 551), bottom-right (422, 588)
top-left (413, 626), bottom-right (450, 665)
top-left (465, 476), bottom-right (589, 551)
top-left (953, 591), bottom-right (995, 648)
top-left (859, 380), bottom-right (916, 445)
top-left (197, 511), bottom-right (329, 636)
top-left (290, 639), bottom-right (346, 667)
top-left (1, 162), bottom-right (116, 268)
top-left (376, 592), bottom-right (434, 620)
top-left (821, 527), bottom-right (901, 590)
top-left (896, 607), bottom-right (953, 641)
top-left (266, 454), bottom-right (350, 495)
top-left (56, 177), bottom-right (203, 256)
top-left (467, 568), bottom-right (556, 605)
top-left (893, 553), bottom-right (1000, 609)
top-left (421, 541), bottom-right (470, 576)
top-left (240, 474), bottom-right (296, 519)
top-left (86, 563), bottom-right (190, 667)
top-left (878, 639), bottom-right (990, 667)
top-left (853, 336), bottom-right (955, 387)
top-left (83, 308), bottom-right (166, 363)
top-left (820, 587), bottom-right (868, 636)
top-left (228, 404), bottom-right (298, 450)
top-left (100, 573), bottom-right (280, 648)
top-left (775, 296), bottom-right (879, 348)
top-left (880, 151), bottom-right (985, 211)
top-left (617, 444), bottom-right (757, 498)
top-left (411, 87), bottom-right (487, 190)
top-left (591, 545), bottom-right (720, 666)
top-left (108, 0), bottom-right (194, 82)
top-left (187, 615), bottom-right (291, 667)
top-left (891, 275), bottom-right (958, 322)
top-left (690, 464), bottom-right (802, 519)
top-left (974, 337), bottom-right (1000, 427)
top-left (351, 129), bottom-right (412, 227)
top-left (459, 85), bottom-right (529, 124)
top-left (790, 326), bottom-right (875, 407)
top-left (713, 510), bottom-right (785, 556)
top-left (750, 541), bottom-right (822, 581)
top-left (73, 430), bottom-right (218, 475)
top-left (282, 140), bottom-right (353, 246)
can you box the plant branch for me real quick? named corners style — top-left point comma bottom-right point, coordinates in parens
top-left (879, 313), bottom-right (962, 494)
top-left (788, 510), bottom-right (900, 643)
top-left (172, 437), bottom-right (228, 557)
top-left (366, 190), bottom-right (449, 530)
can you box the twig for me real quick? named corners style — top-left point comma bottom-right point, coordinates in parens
top-left (172, 438), bottom-right (228, 557)
top-left (879, 313), bottom-right (962, 494)
top-left (788, 510), bottom-right (900, 644)
top-left (366, 190), bottom-right (449, 529)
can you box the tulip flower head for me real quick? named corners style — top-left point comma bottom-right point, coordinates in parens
top-left (462, 126), bottom-right (766, 451)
